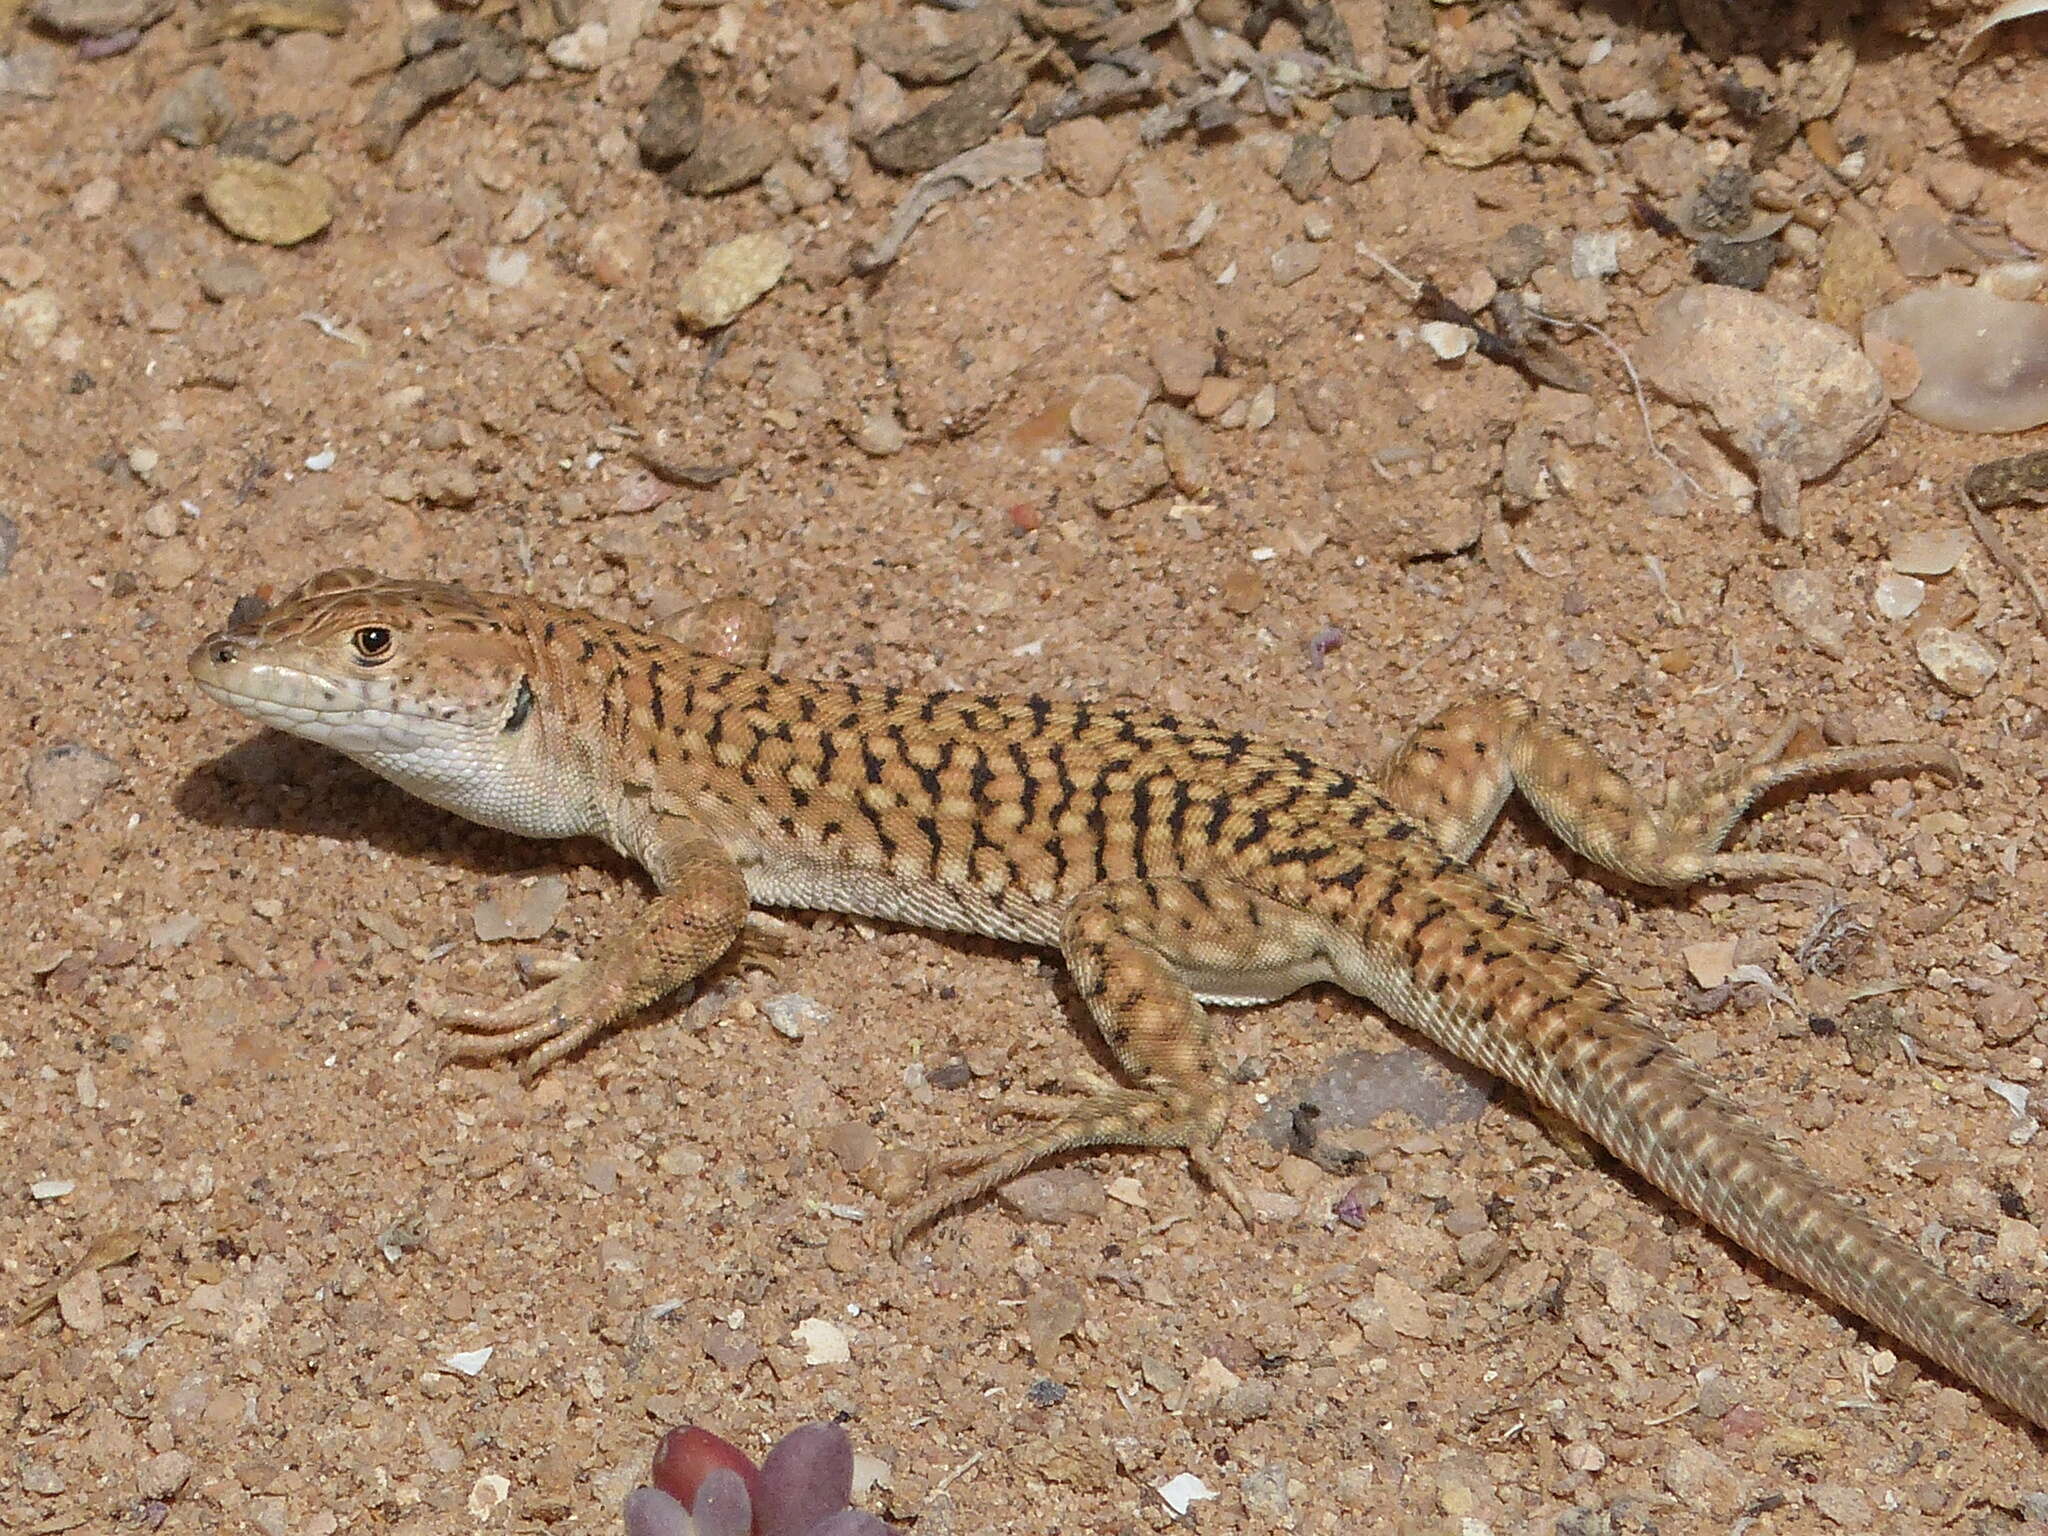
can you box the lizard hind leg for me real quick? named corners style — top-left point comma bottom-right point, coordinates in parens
top-left (891, 877), bottom-right (1338, 1254)
top-left (1381, 691), bottom-right (1958, 888)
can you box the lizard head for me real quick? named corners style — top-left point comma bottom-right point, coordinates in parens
top-left (188, 567), bottom-right (537, 762)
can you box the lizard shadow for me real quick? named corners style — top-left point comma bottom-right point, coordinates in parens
top-left (174, 730), bottom-right (637, 885)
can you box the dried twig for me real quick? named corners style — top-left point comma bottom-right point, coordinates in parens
top-left (1961, 493), bottom-right (2048, 632)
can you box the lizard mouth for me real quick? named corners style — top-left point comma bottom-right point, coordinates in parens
top-left (188, 643), bottom-right (437, 756)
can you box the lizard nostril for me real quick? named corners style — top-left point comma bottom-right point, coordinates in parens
top-left (213, 643), bottom-right (238, 665)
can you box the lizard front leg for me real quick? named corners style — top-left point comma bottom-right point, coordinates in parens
top-left (1379, 690), bottom-right (1958, 885)
top-left (435, 825), bottom-right (749, 1078)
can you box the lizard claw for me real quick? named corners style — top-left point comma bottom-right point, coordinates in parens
top-left (424, 965), bottom-right (593, 1071)
top-left (727, 912), bottom-right (799, 982)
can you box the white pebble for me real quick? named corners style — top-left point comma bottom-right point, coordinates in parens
top-left (1571, 231), bottom-right (1621, 279)
top-left (1419, 321), bottom-right (1473, 360)
top-left (545, 20), bottom-right (608, 70)
top-left (484, 248), bottom-right (529, 289)
top-left (1872, 572), bottom-right (1924, 619)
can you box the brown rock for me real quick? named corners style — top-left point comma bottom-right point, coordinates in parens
top-left (854, 4), bottom-right (1013, 85)
top-left (1069, 372), bottom-right (1151, 448)
top-left (1044, 115), bottom-right (1127, 198)
top-left (202, 157), bottom-right (333, 246)
top-left (638, 58), bottom-right (703, 168)
top-left (1148, 336), bottom-right (1211, 399)
top-left (666, 112), bottom-right (784, 197)
top-left (862, 57), bottom-right (1025, 175)
top-left (1329, 116), bottom-right (1382, 182)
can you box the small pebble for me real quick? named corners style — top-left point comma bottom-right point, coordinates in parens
top-left (203, 156), bottom-right (333, 246)
top-left (1885, 205), bottom-right (1983, 279)
top-left (2, 289), bottom-right (62, 352)
top-left (638, 58), bottom-right (703, 168)
top-left (1277, 133), bottom-right (1327, 202)
top-left (26, 743), bottom-right (123, 830)
top-left (791, 1317), bottom-right (849, 1365)
top-left (1571, 231), bottom-right (1621, 279)
top-left (1915, 626), bottom-right (2000, 697)
top-left (1149, 337), bottom-right (1211, 400)
top-left (853, 412), bottom-right (907, 457)
top-left (217, 111), bottom-right (314, 165)
top-left (1815, 217), bottom-right (1899, 331)
top-left (762, 993), bottom-right (830, 1040)
top-left (1981, 261), bottom-right (2048, 302)
top-left (1044, 115), bottom-right (1126, 198)
top-left (472, 875), bottom-right (567, 941)
top-left (675, 231), bottom-right (789, 331)
top-left (156, 63), bottom-right (235, 147)
top-left (1872, 572), bottom-right (1924, 620)
top-left (1694, 235), bottom-right (1779, 291)
top-left (196, 257), bottom-right (268, 302)
top-left (72, 176), bottom-right (120, 220)
top-left (1069, 372), bottom-right (1151, 448)
top-left (1328, 116), bottom-right (1381, 183)
top-left (580, 222), bottom-right (649, 289)
top-left (1128, 168), bottom-right (1190, 247)
top-left (996, 1167), bottom-right (1106, 1227)
top-left (136, 1452), bottom-right (195, 1502)
top-left (499, 189), bottom-right (549, 243)
top-left (1925, 158), bottom-right (1986, 212)
top-left (1148, 403), bottom-right (1210, 494)
top-left (861, 56), bottom-right (1025, 175)
top-left (853, 2), bottom-right (1013, 85)
top-left (418, 465), bottom-right (480, 507)
top-left (544, 20), bottom-right (608, 71)
top-left (822, 1121), bottom-right (879, 1173)
top-left (1768, 568), bottom-right (1848, 658)
top-left (1089, 445), bottom-right (1168, 510)
top-left (1864, 288), bottom-right (2048, 434)
top-left (1189, 375), bottom-right (1242, 420)
top-left (148, 539), bottom-right (202, 588)
top-left (0, 45), bottom-right (62, 100)
top-left (1270, 241), bottom-right (1321, 287)
top-left (56, 1270), bottom-right (106, 1335)
top-left (483, 247), bottom-right (528, 288)
top-left (1220, 568), bottom-right (1263, 615)
top-left (1418, 321), bottom-right (1472, 360)
top-left (1890, 528), bottom-right (1969, 576)
top-left (32, 0), bottom-right (168, 36)
top-left (0, 248), bottom-right (45, 290)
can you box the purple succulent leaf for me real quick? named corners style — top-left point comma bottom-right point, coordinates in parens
top-left (689, 1466), bottom-right (753, 1536)
top-left (624, 1486), bottom-right (694, 1536)
top-left (805, 1512), bottom-right (899, 1536)
top-left (753, 1423), bottom-right (855, 1536)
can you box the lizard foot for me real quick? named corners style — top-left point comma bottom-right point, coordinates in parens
top-left (426, 964), bottom-right (613, 1080)
top-left (887, 1085), bottom-right (1250, 1257)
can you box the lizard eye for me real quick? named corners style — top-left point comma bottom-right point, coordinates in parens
top-left (351, 625), bottom-right (395, 663)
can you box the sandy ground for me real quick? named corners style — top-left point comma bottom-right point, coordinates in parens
top-left (5, 0), bottom-right (2048, 1531)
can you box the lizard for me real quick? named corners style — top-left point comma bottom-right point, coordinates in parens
top-left (187, 567), bottom-right (2048, 1432)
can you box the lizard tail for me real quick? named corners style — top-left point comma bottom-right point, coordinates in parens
top-left (1369, 859), bottom-right (2048, 1432)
